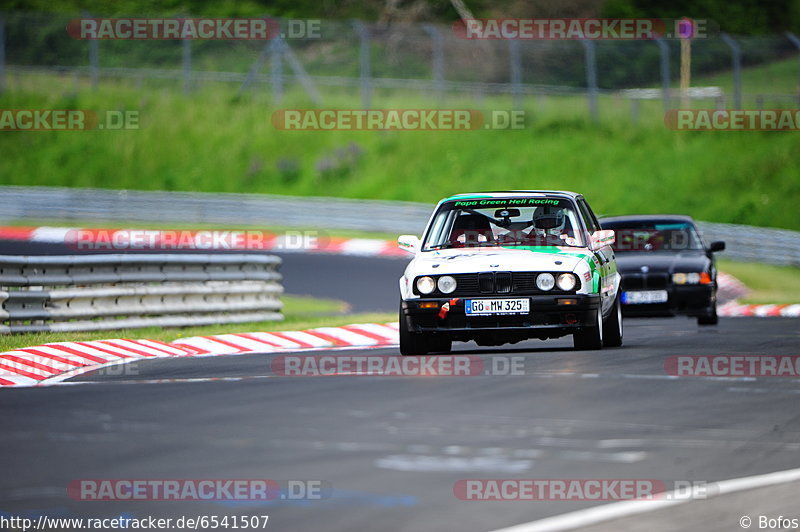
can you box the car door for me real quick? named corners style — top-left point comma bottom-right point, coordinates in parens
top-left (577, 198), bottom-right (617, 316)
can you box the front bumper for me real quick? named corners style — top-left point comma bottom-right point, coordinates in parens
top-left (621, 284), bottom-right (715, 317)
top-left (401, 294), bottom-right (601, 340)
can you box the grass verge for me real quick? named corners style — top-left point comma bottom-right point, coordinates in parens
top-left (2, 69), bottom-right (800, 231)
top-left (719, 260), bottom-right (800, 305)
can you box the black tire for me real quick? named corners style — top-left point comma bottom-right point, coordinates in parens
top-left (573, 305), bottom-right (604, 350)
top-left (399, 304), bottom-right (452, 356)
top-left (603, 294), bottom-right (623, 347)
top-left (698, 306), bottom-right (718, 325)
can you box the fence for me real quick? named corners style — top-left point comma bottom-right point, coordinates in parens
top-left (3, 13), bottom-right (800, 119)
top-left (0, 186), bottom-right (798, 267)
top-left (0, 253), bottom-right (283, 333)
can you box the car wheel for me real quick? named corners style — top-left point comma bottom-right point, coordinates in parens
top-left (399, 303), bottom-right (452, 356)
top-left (573, 306), bottom-right (604, 350)
top-left (698, 306), bottom-right (718, 326)
top-left (603, 294), bottom-right (623, 347)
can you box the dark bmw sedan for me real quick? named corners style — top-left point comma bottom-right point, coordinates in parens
top-left (599, 215), bottom-right (725, 325)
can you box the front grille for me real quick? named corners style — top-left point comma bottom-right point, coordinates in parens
top-left (512, 272), bottom-right (538, 292)
top-left (438, 272), bottom-right (578, 296)
top-left (495, 272), bottom-right (512, 293)
top-left (479, 273), bottom-right (494, 293)
top-left (622, 273), bottom-right (670, 290)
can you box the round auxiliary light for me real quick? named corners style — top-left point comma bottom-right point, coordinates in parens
top-left (416, 276), bottom-right (436, 295)
top-left (437, 275), bottom-right (457, 294)
top-left (536, 273), bottom-right (555, 291)
top-left (556, 273), bottom-right (577, 291)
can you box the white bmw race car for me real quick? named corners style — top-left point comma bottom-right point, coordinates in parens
top-left (398, 191), bottom-right (622, 355)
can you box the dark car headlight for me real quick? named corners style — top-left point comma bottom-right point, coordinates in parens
top-left (672, 272), bottom-right (712, 285)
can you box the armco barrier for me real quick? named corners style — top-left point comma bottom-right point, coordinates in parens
top-left (1, 186), bottom-right (799, 266)
top-left (0, 254), bottom-right (283, 333)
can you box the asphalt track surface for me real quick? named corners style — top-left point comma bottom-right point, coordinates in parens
top-left (2, 242), bottom-right (800, 531)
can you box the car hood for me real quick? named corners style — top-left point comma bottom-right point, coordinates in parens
top-left (409, 246), bottom-right (595, 275)
top-left (615, 251), bottom-right (710, 274)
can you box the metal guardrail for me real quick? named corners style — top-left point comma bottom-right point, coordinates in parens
top-left (0, 254), bottom-right (283, 333)
top-left (0, 186), bottom-right (799, 267)
top-left (0, 185), bottom-right (433, 235)
top-left (697, 221), bottom-right (800, 267)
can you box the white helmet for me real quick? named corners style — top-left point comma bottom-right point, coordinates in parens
top-left (532, 206), bottom-right (565, 236)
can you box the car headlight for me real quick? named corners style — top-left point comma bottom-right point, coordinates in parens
top-left (556, 273), bottom-right (577, 291)
top-left (673, 272), bottom-right (710, 285)
top-left (536, 273), bottom-right (555, 291)
top-left (437, 275), bottom-right (457, 294)
top-left (416, 276), bottom-right (436, 294)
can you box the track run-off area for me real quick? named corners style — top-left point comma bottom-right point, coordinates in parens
top-left (1, 242), bottom-right (799, 531)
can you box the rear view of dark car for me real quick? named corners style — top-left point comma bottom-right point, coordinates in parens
top-left (599, 215), bottom-right (725, 325)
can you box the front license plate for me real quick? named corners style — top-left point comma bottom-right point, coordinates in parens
top-left (622, 290), bottom-right (668, 305)
top-left (466, 298), bottom-right (530, 315)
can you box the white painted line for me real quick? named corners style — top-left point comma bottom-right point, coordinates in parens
top-left (30, 226), bottom-right (75, 243)
top-left (40, 359), bottom-right (138, 386)
top-left (339, 238), bottom-right (389, 256)
top-left (487, 466), bottom-right (800, 532)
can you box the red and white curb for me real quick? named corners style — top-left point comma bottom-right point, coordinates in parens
top-left (0, 339), bottom-right (190, 387)
top-left (718, 302), bottom-right (800, 317)
top-left (716, 272), bottom-right (749, 303)
top-left (0, 323), bottom-right (399, 388)
top-left (0, 226), bottom-right (406, 258)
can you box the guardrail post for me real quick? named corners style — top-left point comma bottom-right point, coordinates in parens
top-left (580, 39), bottom-right (599, 122)
top-left (786, 32), bottom-right (800, 105)
top-left (720, 33), bottom-right (742, 108)
top-left (352, 20), bottom-right (371, 109)
top-left (655, 37), bottom-right (671, 111)
top-left (422, 24), bottom-right (445, 106)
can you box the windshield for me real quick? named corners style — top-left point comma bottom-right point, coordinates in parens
top-left (604, 221), bottom-right (705, 252)
top-left (423, 197), bottom-right (585, 251)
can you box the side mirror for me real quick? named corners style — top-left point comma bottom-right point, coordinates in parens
top-left (590, 229), bottom-right (615, 249)
top-left (709, 241), bottom-right (725, 253)
top-left (398, 235), bottom-right (421, 254)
